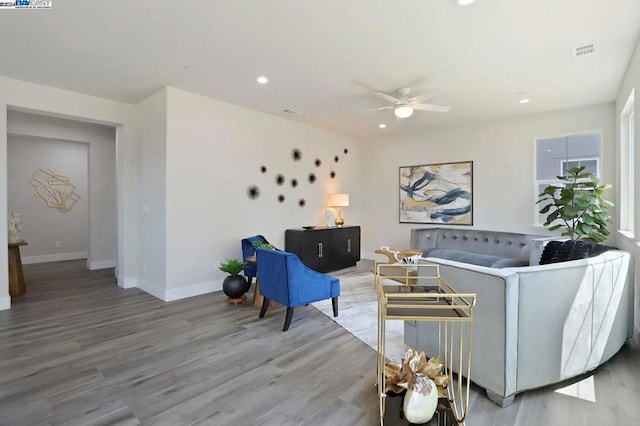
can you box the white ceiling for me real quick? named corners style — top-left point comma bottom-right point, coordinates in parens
top-left (0, 0), bottom-right (639, 140)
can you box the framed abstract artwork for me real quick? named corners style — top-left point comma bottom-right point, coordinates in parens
top-left (399, 161), bottom-right (473, 225)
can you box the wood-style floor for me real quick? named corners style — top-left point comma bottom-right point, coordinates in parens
top-left (1, 260), bottom-right (639, 425)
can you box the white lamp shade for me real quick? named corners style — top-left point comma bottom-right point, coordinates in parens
top-left (394, 105), bottom-right (414, 118)
top-left (329, 193), bottom-right (350, 207)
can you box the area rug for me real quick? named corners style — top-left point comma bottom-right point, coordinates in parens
top-left (312, 270), bottom-right (407, 362)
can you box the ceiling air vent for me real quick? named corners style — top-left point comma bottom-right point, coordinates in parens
top-left (282, 108), bottom-right (301, 115)
top-left (572, 44), bottom-right (595, 60)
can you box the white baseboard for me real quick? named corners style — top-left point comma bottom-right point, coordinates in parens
top-left (87, 259), bottom-right (116, 270)
top-left (122, 277), bottom-right (224, 302)
top-left (117, 276), bottom-right (137, 289)
top-left (22, 251), bottom-right (88, 265)
top-left (0, 295), bottom-right (10, 311)
top-left (164, 279), bottom-right (223, 302)
top-left (136, 279), bottom-right (166, 301)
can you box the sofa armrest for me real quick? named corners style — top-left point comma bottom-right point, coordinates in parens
top-left (511, 251), bottom-right (631, 391)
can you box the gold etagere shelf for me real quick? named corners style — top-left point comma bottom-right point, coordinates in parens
top-left (376, 262), bottom-right (476, 426)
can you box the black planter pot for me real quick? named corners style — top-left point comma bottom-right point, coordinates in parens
top-left (223, 275), bottom-right (248, 300)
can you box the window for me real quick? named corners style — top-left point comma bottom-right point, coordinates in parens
top-left (534, 132), bottom-right (602, 226)
top-left (560, 158), bottom-right (599, 176)
top-left (621, 90), bottom-right (634, 234)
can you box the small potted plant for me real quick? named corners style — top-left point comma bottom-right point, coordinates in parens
top-left (219, 259), bottom-right (248, 305)
top-left (252, 241), bottom-right (275, 250)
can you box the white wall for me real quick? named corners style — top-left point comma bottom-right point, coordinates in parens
top-left (8, 135), bottom-right (89, 261)
top-left (361, 103), bottom-right (616, 257)
top-left (0, 75), bottom-right (137, 310)
top-left (135, 88), bottom-right (168, 297)
top-left (159, 87), bottom-right (362, 299)
top-left (7, 111), bottom-right (117, 268)
top-left (615, 36), bottom-right (640, 339)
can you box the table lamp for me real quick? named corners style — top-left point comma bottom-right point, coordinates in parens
top-left (329, 193), bottom-right (349, 227)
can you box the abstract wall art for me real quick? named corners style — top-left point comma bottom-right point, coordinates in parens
top-left (399, 161), bottom-right (473, 225)
top-left (29, 168), bottom-right (81, 213)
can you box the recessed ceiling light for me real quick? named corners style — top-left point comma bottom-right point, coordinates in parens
top-left (518, 92), bottom-right (530, 104)
top-left (378, 123), bottom-right (387, 129)
top-left (456, 0), bottom-right (476, 5)
top-left (256, 76), bottom-right (269, 84)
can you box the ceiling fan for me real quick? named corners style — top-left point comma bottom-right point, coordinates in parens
top-left (364, 87), bottom-right (451, 119)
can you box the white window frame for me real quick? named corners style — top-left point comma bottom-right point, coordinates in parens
top-left (620, 90), bottom-right (635, 235)
top-left (533, 130), bottom-right (603, 227)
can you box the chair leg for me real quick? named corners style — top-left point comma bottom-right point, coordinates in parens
top-left (332, 297), bottom-right (339, 317)
top-left (259, 297), bottom-right (270, 318)
top-left (283, 307), bottom-right (294, 331)
top-left (247, 276), bottom-right (253, 287)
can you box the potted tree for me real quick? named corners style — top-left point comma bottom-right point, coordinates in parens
top-left (219, 259), bottom-right (248, 305)
top-left (537, 166), bottom-right (613, 243)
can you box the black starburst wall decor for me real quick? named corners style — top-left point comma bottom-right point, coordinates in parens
top-left (251, 146), bottom-right (348, 203)
top-left (247, 185), bottom-right (260, 199)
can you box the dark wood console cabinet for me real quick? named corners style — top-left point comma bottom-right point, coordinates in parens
top-left (285, 226), bottom-right (361, 273)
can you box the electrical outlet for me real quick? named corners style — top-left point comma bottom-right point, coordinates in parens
top-left (55, 241), bottom-right (61, 248)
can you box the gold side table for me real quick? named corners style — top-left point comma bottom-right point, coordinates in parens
top-left (376, 262), bottom-right (476, 425)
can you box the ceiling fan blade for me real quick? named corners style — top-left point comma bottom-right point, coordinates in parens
top-left (409, 88), bottom-right (446, 103)
top-left (374, 91), bottom-right (402, 104)
top-left (412, 103), bottom-right (451, 112)
top-left (358, 106), bottom-right (394, 113)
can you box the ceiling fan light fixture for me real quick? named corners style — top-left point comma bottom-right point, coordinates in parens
top-left (456, 0), bottom-right (476, 5)
top-left (394, 105), bottom-right (414, 118)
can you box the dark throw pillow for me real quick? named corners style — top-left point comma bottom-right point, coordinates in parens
top-left (540, 240), bottom-right (612, 265)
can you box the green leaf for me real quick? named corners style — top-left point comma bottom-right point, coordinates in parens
top-left (539, 204), bottom-right (551, 214)
top-left (575, 198), bottom-right (591, 209)
top-left (548, 224), bottom-right (563, 231)
top-left (580, 223), bottom-right (593, 234)
top-left (563, 206), bottom-right (581, 217)
top-left (582, 215), bottom-right (595, 225)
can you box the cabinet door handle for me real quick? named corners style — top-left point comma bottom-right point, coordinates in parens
top-left (347, 238), bottom-right (351, 253)
top-left (318, 242), bottom-right (323, 258)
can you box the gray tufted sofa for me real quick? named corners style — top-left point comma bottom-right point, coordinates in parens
top-left (410, 228), bottom-right (552, 268)
top-left (405, 228), bottom-right (633, 407)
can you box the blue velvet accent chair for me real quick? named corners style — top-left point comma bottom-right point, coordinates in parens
top-left (241, 235), bottom-right (271, 286)
top-left (255, 248), bottom-right (340, 331)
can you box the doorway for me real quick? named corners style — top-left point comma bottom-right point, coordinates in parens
top-left (6, 110), bottom-right (117, 282)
